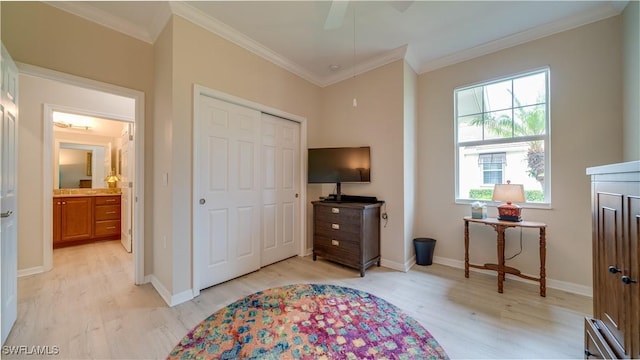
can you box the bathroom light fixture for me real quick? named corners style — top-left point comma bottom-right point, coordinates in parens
top-left (53, 121), bottom-right (92, 131)
top-left (53, 111), bottom-right (94, 130)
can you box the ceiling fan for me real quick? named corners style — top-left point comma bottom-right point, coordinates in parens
top-left (323, 1), bottom-right (414, 30)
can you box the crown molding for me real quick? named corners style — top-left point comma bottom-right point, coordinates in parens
top-left (417, 2), bottom-right (625, 74)
top-left (170, 2), bottom-right (323, 87)
top-left (321, 45), bottom-right (410, 87)
top-left (45, 1), bottom-right (155, 44)
top-left (45, 0), bottom-right (627, 87)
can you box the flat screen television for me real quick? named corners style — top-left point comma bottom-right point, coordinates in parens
top-left (308, 146), bottom-right (370, 201)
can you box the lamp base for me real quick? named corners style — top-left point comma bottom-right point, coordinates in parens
top-left (497, 202), bottom-right (523, 222)
top-left (497, 215), bottom-right (522, 222)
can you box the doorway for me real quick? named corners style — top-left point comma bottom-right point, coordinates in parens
top-left (20, 64), bottom-right (145, 284)
top-left (52, 112), bottom-right (135, 253)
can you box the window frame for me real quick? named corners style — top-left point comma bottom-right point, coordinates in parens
top-left (479, 152), bottom-right (506, 186)
top-left (454, 68), bottom-right (551, 208)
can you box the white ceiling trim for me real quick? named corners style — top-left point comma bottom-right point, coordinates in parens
top-left (417, 2), bottom-right (624, 74)
top-left (170, 3), bottom-right (416, 88)
top-left (170, 2), bottom-right (323, 87)
top-left (45, 1), bottom-right (155, 44)
top-left (44, 1), bottom-right (627, 88)
top-left (322, 45), bottom-right (410, 87)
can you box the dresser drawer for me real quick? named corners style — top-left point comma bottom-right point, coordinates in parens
top-left (314, 221), bottom-right (361, 240)
top-left (94, 220), bottom-right (120, 237)
top-left (314, 205), bottom-right (361, 224)
top-left (95, 196), bottom-right (121, 205)
top-left (95, 205), bottom-right (120, 221)
top-left (314, 236), bottom-right (360, 261)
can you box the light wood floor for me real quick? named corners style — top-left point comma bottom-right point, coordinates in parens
top-left (4, 240), bottom-right (591, 359)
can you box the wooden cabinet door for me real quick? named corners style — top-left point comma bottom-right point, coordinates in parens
top-left (60, 197), bottom-right (93, 242)
top-left (628, 195), bottom-right (640, 359)
top-left (594, 189), bottom-right (626, 356)
top-left (52, 199), bottom-right (61, 245)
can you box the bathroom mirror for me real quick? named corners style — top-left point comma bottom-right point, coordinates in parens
top-left (56, 142), bottom-right (110, 189)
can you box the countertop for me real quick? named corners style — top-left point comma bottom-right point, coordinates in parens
top-left (53, 190), bottom-right (122, 198)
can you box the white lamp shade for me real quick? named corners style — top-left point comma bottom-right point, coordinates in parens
top-left (492, 183), bottom-right (525, 203)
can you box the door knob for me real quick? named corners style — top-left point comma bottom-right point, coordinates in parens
top-left (621, 276), bottom-right (637, 285)
top-left (199, 198), bottom-right (206, 205)
top-left (608, 265), bottom-right (621, 274)
top-left (1, 210), bottom-right (13, 218)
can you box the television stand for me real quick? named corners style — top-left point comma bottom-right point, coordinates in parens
top-left (312, 200), bottom-right (383, 276)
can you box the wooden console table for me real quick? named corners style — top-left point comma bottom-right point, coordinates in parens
top-left (463, 216), bottom-right (547, 297)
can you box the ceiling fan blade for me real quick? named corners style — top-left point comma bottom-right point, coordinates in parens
top-left (388, 1), bottom-right (414, 13)
top-left (324, 1), bottom-right (349, 30)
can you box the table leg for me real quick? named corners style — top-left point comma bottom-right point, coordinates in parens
top-left (464, 220), bottom-right (469, 278)
top-left (497, 225), bottom-right (505, 293)
top-left (539, 227), bottom-right (546, 297)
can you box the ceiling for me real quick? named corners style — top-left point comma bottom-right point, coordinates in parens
top-left (53, 111), bottom-right (130, 138)
top-left (48, 1), bottom-right (627, 87)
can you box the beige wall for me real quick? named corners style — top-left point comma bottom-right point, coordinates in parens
top-left (417, 16), bottom-right (623, 291)
top-left (157, 16), bottom-right (321, 295)
top-left (403, 62), bottom-right (418, 265)
top-left (317, 60), bottom-right (408, 268)
top-left (2, 2), bottom-right (155, 275)
top-left (622, 1), bottom-right (640, 161)
top-left (152, 17), bottom-right (174, 290)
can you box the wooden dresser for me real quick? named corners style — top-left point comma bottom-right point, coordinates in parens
top-left (312, 201), bottom-right (383, 277)
top-left (585, 161), bottom-right (639, 359)
top-left (53, 194), bottom-right (121, 248)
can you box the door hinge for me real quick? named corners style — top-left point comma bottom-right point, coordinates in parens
top-left (128, 182), bottom-right (133, 188)
top-left (129, 134), bottom-right (133, 141)
top-left (128, 229), bottom-right (132, 235)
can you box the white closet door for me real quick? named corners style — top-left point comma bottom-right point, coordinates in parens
top-left (195, 96), bottom-right (261, 290)
top-left (1, 44), bottom-right (18, 345)
top-left (261, 114), bottom-right (300, 266)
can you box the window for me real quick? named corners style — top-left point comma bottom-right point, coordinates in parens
top-left (455, 69), bottom-right (550, 204)
top-left (478, 153), bottom-right (506, 185)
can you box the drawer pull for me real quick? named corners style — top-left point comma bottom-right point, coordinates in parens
top-left (106, 199), bottom-right (116, 202)
top-left (105, 211), bottom-right (117, 214)
top-left (331, 208), bottom-right (340, 214)
top-left (331, 223), bottom-right (340, 230)
top-left (106, 226), bottom-right (117, 230)
top-left (331, 239), bottom-right (339, 246)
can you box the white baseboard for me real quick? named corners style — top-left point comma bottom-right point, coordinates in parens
top-left (431, 255), bottom-right (593, 297)
top-left (380, 257), bottom-right (413, 272)
top-left (18, 266), bottom-right (47, 277)
top-left (149, 275), bottom-right (194, 307)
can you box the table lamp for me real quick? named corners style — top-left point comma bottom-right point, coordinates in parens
top-left (492, 181), bottom-right (525, 221)
top-left (105, 171), bottom-right (120, 189)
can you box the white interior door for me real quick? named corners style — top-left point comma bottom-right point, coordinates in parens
top-left (119, 123), bottom-right (133, 252)
top-left (261, 114), bottom-right (300, 266)
top-left (1, 44), bottom-right (19, 345)
top-left (195, 96), bottom-right (261, 290)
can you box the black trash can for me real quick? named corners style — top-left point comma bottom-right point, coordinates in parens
top-left (414, 238), bottom-right (436, 266)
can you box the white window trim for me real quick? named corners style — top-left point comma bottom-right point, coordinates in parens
top-left (454, 67), bottom-right (551, 207)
